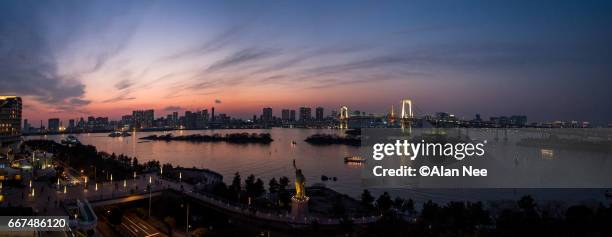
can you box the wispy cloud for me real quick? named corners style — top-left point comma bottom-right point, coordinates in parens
top-left (206, 47), bottom-right (281, 72)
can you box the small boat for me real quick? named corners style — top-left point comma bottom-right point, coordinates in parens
top-left (344, 156), bottom-right (366, 163)
top-left (109, 131), bottom-right (132, 137)
top-left (61, 135), bottom-right (80, 146)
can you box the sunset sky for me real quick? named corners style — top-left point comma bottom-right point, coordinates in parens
top-left (1, 0), bottom-right (611, 124)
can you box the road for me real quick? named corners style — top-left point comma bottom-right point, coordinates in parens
top-left (119, 213), bottom-right (166, 237)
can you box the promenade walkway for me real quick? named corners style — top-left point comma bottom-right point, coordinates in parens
top-left (2, 174), bottom-right (380, 226)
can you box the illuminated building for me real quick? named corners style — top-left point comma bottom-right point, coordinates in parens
top-left (0, 96), bottom-right (22, 138)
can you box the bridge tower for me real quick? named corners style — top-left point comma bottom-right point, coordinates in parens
top-left (400, 99), bottom-right (413, 128)
top-left (388, 105), bottom-right (396, 125)
top-left (339, 106), bottom-right (349, 129)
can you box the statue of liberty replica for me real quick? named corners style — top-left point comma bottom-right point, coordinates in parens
top-left (291, 159), bottom-right (309, 220)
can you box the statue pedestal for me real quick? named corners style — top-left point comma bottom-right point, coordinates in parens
top-left (291, 196), bottom-right (309, 220)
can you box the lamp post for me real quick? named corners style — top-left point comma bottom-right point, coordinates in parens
top-left (148, 176), bottom-right (152, 217)
top-left (186, 202), bottom-right (190, 236)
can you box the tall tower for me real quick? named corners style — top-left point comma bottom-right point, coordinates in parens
top-left (400, 99), bottom-right (413, 128)
top-left (339, 106), bottom-right (349, 129)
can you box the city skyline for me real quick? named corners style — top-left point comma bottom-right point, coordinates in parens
top-left (1, 1), bottom-right (612, 123)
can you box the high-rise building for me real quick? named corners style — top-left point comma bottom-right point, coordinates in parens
top-left (315, 107), bottom-right (324, 121)
top-left (68, 119), bottom-right (75, 128)
top-left (185, 111), bottom-right (194, 128)
top-left (202, 109), bottom-right (209, 124)
top-left (172, 112), bottom-right (179, 124)
top-left (0, 96), bottom-right (22, 138)
top-left (48, 118), bottom-right (60, 132)
top-left (23, 119), bottom-right (30, 133)
top-left (132, 109), bottom-right (155, 128)
top-left (290, 110), bottom-right (296, 122)
top-left (262, 107), bottom-right (273, 122)
top-left (211, 107), bottom-right (215, 121)
top-left (281, 109), bottom-right (290, 121)
top-left (299, 107), bottom-right (311, 122)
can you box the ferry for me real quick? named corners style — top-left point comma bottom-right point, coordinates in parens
top-left (344, 156), bottom-right (366, 163)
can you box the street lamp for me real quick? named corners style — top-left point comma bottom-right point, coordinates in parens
top-left (148, 177), bottom-right (152, 217)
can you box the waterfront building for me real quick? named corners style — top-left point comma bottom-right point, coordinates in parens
top-left (262, 107), bottom-right (273, 122)
top-left (132, 109), bottom-right (155, 129)
top-left (299, 107), bottom-right (311, 122)
top-left (202, 109), bottom-right (209, 124)
top-left (0, 96), bottom-right (22, 138)
top-left (48, 118), bottom-right (60, 132)
top-left (290, 110), bottom-right (296, 122)
top-left (281, 109), bottom-right (290, 122)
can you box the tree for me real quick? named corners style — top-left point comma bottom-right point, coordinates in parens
top-left (376, 192), bottom-right (393, 213)
top-left (268, 178), bottom-right (279, 194)
top-left (404, 198), bottom-right (416, 216)
top-left (244, 174), bottom-right (256, 198)
top-left (517, 195), bottom-right (536, 212)
top-left (228, 172), bottom-right (241, 201)
top-left (361, 189), bottom-right (375, 208)
top-left (254, 178), bottom-right (265, 197)
top-left (164, 216), bottom-right (176, 237)
top-left (132, 157), bottom-right (139, 168)
top-left (393, 197), bottom-right (405, 210)
top-left (278, 176), bottom-right (289, 190)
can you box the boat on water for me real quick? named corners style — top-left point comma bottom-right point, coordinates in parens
top-left (344, 156), bottom-right (366, 163)
top-left (61, 135), bottom-right (80, 145)
top-left (108, 131), bottom-right (132, 137)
